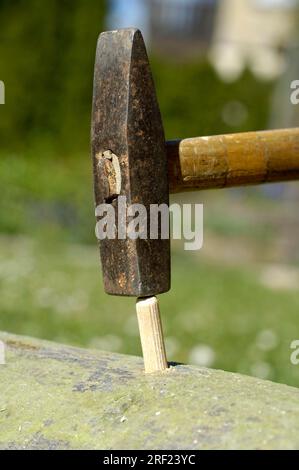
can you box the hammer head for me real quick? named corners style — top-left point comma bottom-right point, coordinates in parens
top-left (91, 28), bottom-right (170, 297)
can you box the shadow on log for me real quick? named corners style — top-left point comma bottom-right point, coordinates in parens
top-left (0, 331), bottom-right (299, 450)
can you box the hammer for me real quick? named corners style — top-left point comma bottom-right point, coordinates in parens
top-left (91, 28), bottom-right (299, 373)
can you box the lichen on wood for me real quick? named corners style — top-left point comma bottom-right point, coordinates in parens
top-left (0, 331), bottom-right (299, 450)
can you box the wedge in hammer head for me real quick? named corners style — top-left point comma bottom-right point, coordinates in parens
top-left (91, 28), bottom-right (170, 297)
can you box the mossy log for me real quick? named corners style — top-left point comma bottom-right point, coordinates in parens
top-left (0, 331), bottom-right (299, 450)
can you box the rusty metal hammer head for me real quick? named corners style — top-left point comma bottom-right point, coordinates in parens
top-left (91, 28), bottom-right (170, 297)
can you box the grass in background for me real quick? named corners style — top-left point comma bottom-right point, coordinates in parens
top-left (0, 234), bottom-right (299, 389)
top-left (1, 150), bottom-right (299, 389)
top-left (1, 0), bottom-right (297, 394)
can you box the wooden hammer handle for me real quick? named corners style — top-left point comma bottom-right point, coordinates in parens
top-left (167, 128), bottom-right (299, 193)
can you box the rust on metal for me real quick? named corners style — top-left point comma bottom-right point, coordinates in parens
top-left (91, 28), bottom-right (170, 297)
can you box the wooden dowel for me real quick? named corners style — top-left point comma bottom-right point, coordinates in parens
top-left (136, 296), bottom-right (168, 373)
top-left (167, 128), bottom-right (299, 193)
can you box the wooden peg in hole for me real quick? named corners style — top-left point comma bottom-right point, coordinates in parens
top-left (136, 296), bottom-right (168, 373)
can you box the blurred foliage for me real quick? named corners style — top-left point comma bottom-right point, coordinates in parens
top-left (0, 0), bottom-right (273, 153)
top-left (1, 2), bottom-right (296, 390)
top-left (0, 0), bottom-right (106, 151)
top-left (0, 150), bottom-right (94, 242)
top-left (152, 58), bottom-right (273, 140)
top-left (0, 0), bottom-right (274, 241)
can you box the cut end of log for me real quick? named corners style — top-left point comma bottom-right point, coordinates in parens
top-left (136, 296), bottom-right (168, 374)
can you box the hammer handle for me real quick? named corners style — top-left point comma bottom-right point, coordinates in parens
top-left (167, 128), bottom-right (299, 193)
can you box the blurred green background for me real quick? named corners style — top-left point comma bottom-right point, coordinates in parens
top-left (1, 0), bottom-right (299, 388)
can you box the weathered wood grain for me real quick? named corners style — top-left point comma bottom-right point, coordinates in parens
top-left (136, 296), bottom-right (168, 373)
top-left (167, 128), bottom-right (299, 192)
top-left (1, 331), bottom-right (299, 449)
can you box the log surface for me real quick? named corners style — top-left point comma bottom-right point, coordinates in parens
top-left (0, 331), bottom-right (299, 450)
